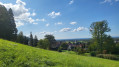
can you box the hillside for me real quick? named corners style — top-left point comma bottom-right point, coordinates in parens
top-left (0, 39), bottom-right (119, 67)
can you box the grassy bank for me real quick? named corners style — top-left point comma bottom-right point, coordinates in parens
top-left (0, 39), bottom-right (119, 67)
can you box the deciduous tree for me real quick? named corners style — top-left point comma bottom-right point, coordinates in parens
top-left (44, 35), bottom-right (56, 49)
top-left (90, 20), bottom-right (111, 53)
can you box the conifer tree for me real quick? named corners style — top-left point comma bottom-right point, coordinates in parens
top-left (33, 35), bottom-right (38, 47)
top-left (29, 32), bottom-right (33, 46)
top-left (8, 8), bottom-right (17, 41)
top-left (17, 31), bottom-right (24, 44)
top-left (0, 5), bottom-right (17, 41)
top-left (23, 36), bottom-right (29, 45)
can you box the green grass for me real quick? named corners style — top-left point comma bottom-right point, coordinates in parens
top-left (0, 39), bottom-right (119, 67)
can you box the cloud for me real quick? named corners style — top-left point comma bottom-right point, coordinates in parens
top-left (31, 12), bottom-right (36, 16)
top-left (101, 0), bottom-right (112, 3)
top-left (15, 21), bottom-right (24, 27)
top-left (60, 28), bottom-right (71, 32)
top-left (46, 23), bottom-right (50, 27)
top-left (40, 31), bottom-right (54, 35)
top-left (100, 0), bottom-right (119, 4)
top-left (55, 22), bottom-right (62, 25)
top-left (69, 0), bottom-right (74, 5)
top-left (36, 19), bottom-right (40, 21)
top-left (0, 0), bottom-right (38, 27)
top-left (72, 27), bottom-right (88, 32)
top-left (54, 31), bottom-right (57, 33)
top-left (33, 23), bottom-right (38, 24)
top-left (115, 0), bottom-right (119, 2)
top-left (28, 17), bottom-right (35, 23)
top-left (48, 11), bottom-right (60, 18)
top-left (70, 22), bottom-right (77, 25)
top-left (39, 18), bottom-right (46, 22)
top-left (35, 18), bottom-right (46, 22)
top-left (25, 34), bottom-right (30, 37)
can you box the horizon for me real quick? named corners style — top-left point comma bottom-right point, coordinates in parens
top-left (0, 0), bottom-right (119, 39)
top-left (57, 36), bottom-right (119, 40)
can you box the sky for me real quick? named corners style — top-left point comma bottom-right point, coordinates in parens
top-left (0, 0), bottom-right (119, 39)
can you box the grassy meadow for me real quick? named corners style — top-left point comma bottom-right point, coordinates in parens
top-left (0, 39), bottom-right (119, 67)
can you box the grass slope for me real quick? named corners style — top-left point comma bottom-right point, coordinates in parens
top-left (0, 39), bottom-right (119, 67)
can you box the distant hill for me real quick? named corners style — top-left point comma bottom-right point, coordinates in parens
top-left (56, 38), bottom-right (91, 42)
top-left (57, 37), bottom-right (119, 42)
top-left (0, 39), bottom-right (119, 67)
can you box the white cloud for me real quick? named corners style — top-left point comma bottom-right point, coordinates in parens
top-left (25, 34), bottom-right (30, 37)
top-left (72, 27), bottom-right (88, 32)
top-left (31, 12), bottom-right (36, 16)
top-left (101, 0), bottom-right (112, 3)
top-left (48, 11), bottom-right (60, 18)
top-left (28, 17), bottom-right (35, 23)
top-left (115, 0), bottom-right (119, 1)
top-left (36, 18), bottom-right (46, 22)
top-left (33, 23), bottom-right (38, 24)
top-left (54, 31), bottom-right (57, 33)
top-left (40, 18), bottom-right (46, 22)
top-left (70, 22), bottom-right (77, 25)
top-left (55, 22), bottom-right (62, 25)
top-left (15, 21), bottom-right (24, 27)
top-left (0, 0), bottom-right (38, 27)
top-left (36, 19), bottom-right (40, 21)
top-left (40, 31), bottom-right (54, 35)
top-left (46, 23), bottom-right (50, 27)
top-left (69, 0), bottom-right (74, 5)
top-left (100, 0), bottom-right (119, 4)
top-left (60, 28), bottom-right (71, 32)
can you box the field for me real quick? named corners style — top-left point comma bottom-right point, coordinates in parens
top-left (0, 39), bottom-right (119, 67)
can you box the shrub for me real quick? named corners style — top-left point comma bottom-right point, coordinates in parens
top-left (96, 54), bottom-right (119, 60)
top-left (90, 51), bottom-right (96, 56)
top-left (77, 48), bottom-right (82, 54)
top-left (103, 50), bottom-right (107, 54)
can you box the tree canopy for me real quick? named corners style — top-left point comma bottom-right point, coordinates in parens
top-left (44, 35), bottom-right (56, 49)
top-left (90, 20), bottom-right (114, 53)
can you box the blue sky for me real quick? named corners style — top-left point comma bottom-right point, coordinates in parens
top-left (0, 0), bottom-right (119, 39)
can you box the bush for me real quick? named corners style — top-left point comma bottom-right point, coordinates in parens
top-left (77, 48), bottom-right (82, 54)
top-left (90, 51), bottom-right (96, 56)
top-left (96, 54), bottom-right (119, 60)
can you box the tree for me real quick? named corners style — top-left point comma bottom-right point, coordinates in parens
top-left (0, 5), bottom-right (17, 41)
top-left (43, 39), bottom-right (50, 49)
top-left (23, 36), bottom-right (29, 45)
top-left (37, 39), bottom-right (50, 49)
top-left (114, 43), bottom-right (119, 54)
top-left (60, 42), bottom-right (68, 50)
top-left (37, 39), bottom-right (43, 48)
top-left (33, 35), bottom-right (38, 47)
top-left (17, 31), bottom-right (24, 44)
top-left (29, 32), bottom-right (33, 46)
top-left (103, 35), bottom-right (116, 53)
top-left (44, 35), bottom-right (56, 49)
top-left (88, 40), bottom-right (98, 52)
top-left (90, 20), bottom-right (111, 53)
top-left (8, 8), bottom-right (17, 41)
top-left (0, 5), bottom-right (9, 39)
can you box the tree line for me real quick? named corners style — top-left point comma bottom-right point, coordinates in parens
top-left (17, 31), bottom-right (56, 50)
top-left (16, 31), bottom-right (38, 46)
